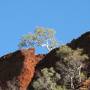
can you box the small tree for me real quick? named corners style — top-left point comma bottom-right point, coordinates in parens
top-left (56, 45), bottom-right (88, 89)
top-left (18, 27), bottom-right (59, 51)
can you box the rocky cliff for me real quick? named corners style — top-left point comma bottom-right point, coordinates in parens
top-left (0, 31), bottom-right (90, 90)
top-left (0, 48), bottom-right (45, 90)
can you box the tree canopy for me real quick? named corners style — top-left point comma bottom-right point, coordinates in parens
top-left (18, 27), bottom-right (59, 51)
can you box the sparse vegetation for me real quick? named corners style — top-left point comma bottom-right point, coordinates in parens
top-left (0, 28), bottom-right (90, 90)
top-left (31, 45), bottom-right (88, 90)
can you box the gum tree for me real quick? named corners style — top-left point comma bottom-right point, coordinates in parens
top-left (56, 45), bottom-right (88, 89)
top-left (18, 27), bottom-right (59, 51)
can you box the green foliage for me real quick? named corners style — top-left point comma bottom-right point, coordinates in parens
top-left (31, 45), bottom-right (88, 90)
top-left (55, 45), bottom-right (88, 89)
top-left (18, 27), bottom-right (59, 51)
top-left (32, 67), bottom-right (65, 90)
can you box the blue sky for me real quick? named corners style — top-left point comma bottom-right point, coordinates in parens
top-left (0, 0), bottom-right (90, 56)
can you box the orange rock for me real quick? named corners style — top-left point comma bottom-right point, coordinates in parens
top-left (80, 80), bottom-right (90, 90)
top-left (0, 48), bottom-right (45, 90)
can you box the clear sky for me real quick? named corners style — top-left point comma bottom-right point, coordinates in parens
top-left (0, 0), bottom-right (90, 56)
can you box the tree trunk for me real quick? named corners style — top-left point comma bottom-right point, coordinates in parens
top-left (71, 77), bottom-right (74, 89)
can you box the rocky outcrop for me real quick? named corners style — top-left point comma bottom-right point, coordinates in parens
top-left (0, 31), bottom-right (90, 90)
top-left (0, 48), bottom-right (45, 90)
top-left (68, 31), bottom-right (90, 57)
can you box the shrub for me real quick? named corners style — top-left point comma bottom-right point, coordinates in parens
top-left (55, 45), bottom-right (88, 89)
top-left (32, 67), bottom-right (65, 90)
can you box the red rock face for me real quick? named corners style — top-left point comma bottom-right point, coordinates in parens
top-left (17, 48), bottom-right (36, 90)
top-left (0, 32), bottom-right (90, 90)
top-left (0, 48), bottom-right (45, 90)
top-left (80, 80), bottom-right (90, 90)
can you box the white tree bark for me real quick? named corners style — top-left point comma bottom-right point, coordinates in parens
top-left (78, 65), bottom-right (82, 82)
top-left (71, 76), bottom-right (74, 89)
top-left (41, 40), bottom-right (51, 51)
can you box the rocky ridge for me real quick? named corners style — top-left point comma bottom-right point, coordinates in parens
top-left (0, 32), bottom-right (90, 90)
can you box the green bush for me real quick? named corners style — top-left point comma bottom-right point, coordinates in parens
top-left (32, 67), bottom-right (65, 90)
top-left (55, 45), bottom-right (88, 89)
